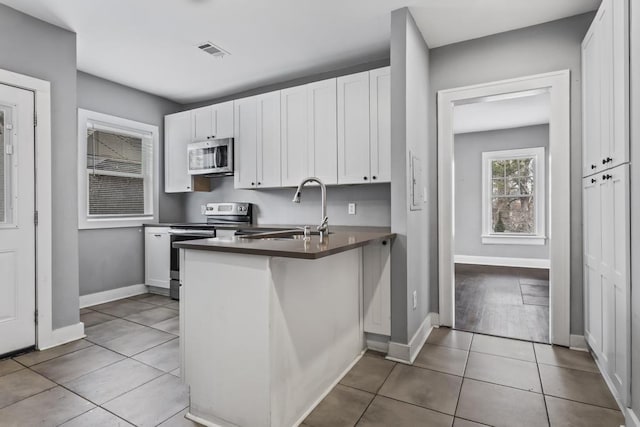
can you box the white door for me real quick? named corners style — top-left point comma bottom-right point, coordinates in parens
top-left (234, 97), bottom-right (258, 189)
top-left (369, 67), bottom-right (391, 183)
top-left (281, 85), bottom-right (308, 187)
top-left (0, 84), bottom-right (35, 355)
top-left (583, 175), bottom-right (602, 353)
top-left (192, 106), bottom-right (215, 141)
top-left (165, 111), bottom-right (193, 193)
top-left (308, 78), bottom-right (337, 185)
top-left (214, 101), bottom-right (234, 138)
top-left (256, 91), bottom-right (281, 188)
top-left (337, 72), bottom-right (370, 184)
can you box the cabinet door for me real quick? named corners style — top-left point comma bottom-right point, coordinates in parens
top-left (214, 101), bottom-right (234, 138)
top-left (369, 67), bottom-right (391, 183)
top-left (256, 91), bottom-right (281, 188)
top-left (598, 0), bottom-right (614, 174)
top-left (582, 15), bottom-right (602, 176)
top-left (308, 78), bottom-right (338, 185)
top-left (363, 240), bottom-right (391, 336)
top-left (609, 0), bottom-right (629, 169)
top-left (192, 106), bottom-right (215, 141)
top-left (234, 97), bottom-right (258, 189)
top-left (583, 176), bottom-right (602, 353)
top-left (281, 86), bottom-right (308, 187)
top-left (145, 228), bottom-right (170, 289)
top-left (165, 111), bottom-right (193, 193)
top-left (337, 72), bottom-right (371, 184)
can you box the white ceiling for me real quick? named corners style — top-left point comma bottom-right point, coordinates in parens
top-left (0, 0), bottom-right (599, 104)
top-left (453, 91), bottom-right (550, 134)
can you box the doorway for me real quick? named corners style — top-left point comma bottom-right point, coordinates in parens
top-left (438, 71), bottom-right (571, 346)
top-left (0, 83), bottom-right (36, 355)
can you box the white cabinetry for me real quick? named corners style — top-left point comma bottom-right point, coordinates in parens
top-left (165, 112), bottom-right (210, 193)
top-left (234, 92), bottom-right (282, 189)
top-left (145, 227), bottom-right (170, 289)
top-left (581, 0), bottom-right (629, 405)
top-left (369, 67), bottom-right (391, 183)
top-left (192, 101), bottom-right (234, 141)
top-left (363, 239), bottom-right (391, 336)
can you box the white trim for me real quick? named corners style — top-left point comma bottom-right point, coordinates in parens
top-left (77, 108), bottom-right (160, 230)
top-left (0, 69), bottom-right (56, 351)
top-left (438, 70), bottom-right (571, 347)
top-left (626, 408), bottom-right (640, 427)
top-left (454, 255), bottom-right (550, 269)
top-left (366, 336), bottom-right (390, 354)
top-left (38, 323), bottom-right (86, 351)
top-left (569, 334), bottom-right (588, 351)
top-left (386, 313), bottom-right (438, 364)
top-left (481, 147), bottom-right (546, 242)
top-left (79, 284), bottom-right (148, 308)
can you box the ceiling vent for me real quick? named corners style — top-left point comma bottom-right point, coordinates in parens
top-left (197, 42), bottom-right (229, 58)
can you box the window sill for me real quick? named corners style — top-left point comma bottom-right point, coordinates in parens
top-left (79, 215), bottom-right (158, 230)
top-left (481, 234), bottom-right (546, 246)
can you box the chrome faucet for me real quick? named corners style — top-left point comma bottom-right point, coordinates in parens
top-left (292, 177), bottom-right (328, 238)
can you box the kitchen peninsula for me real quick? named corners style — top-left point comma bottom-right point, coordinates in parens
top-left (174, 227), bottom-right (394, 427)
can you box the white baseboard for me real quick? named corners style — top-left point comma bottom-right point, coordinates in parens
top-left (79, 284), bottom-right (148, 309)
top-left (38, 322), bottom-right (85, 351)
top-left (627, 408), bottom-right (640, 427)
top-left (366, 336), bottom-right (390, 354)
top-left (386, 312), bottom-right (438, 364)
top-left (569, 334), bottom-right (588, 351)
top-left (455, 255), bottom-right (550, 269)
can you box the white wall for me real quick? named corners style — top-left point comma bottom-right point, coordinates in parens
top-left (455, 125), bottom-right (550, 260)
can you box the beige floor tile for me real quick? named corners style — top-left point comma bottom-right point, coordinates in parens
top-left (427, 327), bottom-right (473, 350)
top-left (90, 299), bottom-right (156, 317)
top-left (124, 307), bottom-right (178, 327)
top-left (79, 308), bottom-right (94, 315)
top-left (470, 334), bottom-right (535, 362)
top-left (0, 359), bottom-right (24, 377)
top-left (378, 364), bottom-right (462, 415)
top-left (165, 301), bottom-right (180, 310)
top-left (132, 338), bottom-right (180, 372)
top-left (127, 293), bottom-right (153, 300)
top-left (357, 395), bottom-right (452, 427)
top-left (104, 374), bottom-right (189, 427)
top-left (65, 358), bottom-right (164, 405)
top-left (13, 339), bottom-right (93, 367)
top-left (456, 378), bottom-right (548, 427)
top-left (0, 386), bottom-right (94, 427)
top-left (85, 319), bottom-right (148, 344)
top-left (158, 408), bottom-right (204, 426)
top-left (545, 395), bottom-right (625, 427)
top-left (30, 345), bottom-right (124, 384)
top-left (81, 311), bottom-right (118, 328)
top-left (99, 326), bottom-right (176, 357)
top-left (340, 355), bottom-right (396, 393)
top-left (538, 364), bottom-right (618, 409)
top-left (464, 351), bottom-right (541, 392)
top-left (414, 343), bottom-right (468, 376)
top-left (304, 384), bottom-right (374, 427)
top-left (134, 294), bottom-right (174, 306)
top-left (0, 369), bottom-right (56, 409)
top-left (453, 418), bottom-right (489, 427)
top-left (363, 350), bottom-right (387, 359)
top-left (152, 316), bottom-right (180, 335)
top-left (534, 343), bottom-right (599, 373)
top-left (60, 407), bottom-right (134, 426)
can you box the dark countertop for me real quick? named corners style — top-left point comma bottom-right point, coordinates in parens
top-left (172, 228), bottom-right (394, 260)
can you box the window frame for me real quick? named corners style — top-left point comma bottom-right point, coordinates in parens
top-left (481, 147), bottom-right (546, 245)
top-left (78, 109), bottom-right (159, 229)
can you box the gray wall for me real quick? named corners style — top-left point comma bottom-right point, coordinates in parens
top-left (430, 12), bottom-right (594, 334)
top-left (77, 72), bottom-right (183, 296)
top-left (454, 125), bottom-right (550, 260)
top-left (0, 4), bottom-right (79, 329)
top-left (184, 177), bottom-right (390, 226)
top-left (630, 0), bottom-right (640, 419)
top-left (389, 8), bottom-right (433, 344)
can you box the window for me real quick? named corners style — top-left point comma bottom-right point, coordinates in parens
top-left (481, 147), bottom-right (545, 245)
top-left (78, 109), bottom-right (158, 229)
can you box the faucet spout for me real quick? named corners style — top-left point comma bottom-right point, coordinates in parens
top-left (292, 177), bottom-right (328, 238)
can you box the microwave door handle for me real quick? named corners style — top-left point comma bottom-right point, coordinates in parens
top-left (214, 147), bottom-right (221, 169)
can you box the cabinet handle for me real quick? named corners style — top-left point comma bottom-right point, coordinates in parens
top-left (251, 182), bottom-right (255, 186)
top-left (363, 176), bottom-right (368, 181)
top-left (154, 234), bottom-right (162, 237)
top-left (591, 178), bottom-right (596, 184)
top-left (591, 164), bottom-right (597, 169)
top-left (372, 176), bottom-right (377, 180)
top-left (602, 174), bottom-right (612, 181)
top-left (382, 240), bottom-right (387, 245)
top-left (257, 182), bottom-right (262, 186)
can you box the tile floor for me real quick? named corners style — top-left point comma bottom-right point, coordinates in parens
top-left (303, 328), bottom-right (625, 427)
top-left (0, 293), bottom-right (197, 427)
top-left (0, 296), bottom-right (625, 427)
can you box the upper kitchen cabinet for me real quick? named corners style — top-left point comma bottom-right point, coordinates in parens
top-left (165, 111), bottom-right (210, 193)
top-left (281, 78), bottom-right (337, 187)
top-left (337, 67), bottom-right (391, 185)
top-left (581, 0), bottom-right (629, 177)
top-left (192, 101), bottom-right (234, 141)
top-left (234, 91), bottom-right (282, 189)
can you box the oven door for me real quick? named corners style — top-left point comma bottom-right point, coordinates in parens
top-left (188, 138), bottom-right (233, 175)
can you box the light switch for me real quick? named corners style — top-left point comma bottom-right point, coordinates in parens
top-left (348, 203), bottom-right (356, 215)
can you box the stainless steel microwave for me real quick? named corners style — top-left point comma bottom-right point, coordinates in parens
top-left (187, 138), bottom-right (233, 176)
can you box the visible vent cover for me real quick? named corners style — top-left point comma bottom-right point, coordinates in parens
top-left (197, 42), bottom-right (229, 58)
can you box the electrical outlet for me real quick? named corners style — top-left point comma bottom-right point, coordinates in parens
top-left (348, 202), bottom-right (356, 215)
top-left (413, 291), bottom-right (417, 310)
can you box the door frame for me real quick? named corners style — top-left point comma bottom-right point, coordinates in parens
top-left (437, 70), bottom-right (571, 346)
top-left (0, 68), bottom-right (58, 350)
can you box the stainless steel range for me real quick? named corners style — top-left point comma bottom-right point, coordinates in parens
top-left (168, 202), bottom-right (252, 299)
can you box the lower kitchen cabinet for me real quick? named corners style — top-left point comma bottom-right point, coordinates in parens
top-left (145, 227), bottom-right (170, 289)
top-left (362, 239), bottom-right (391, 336)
